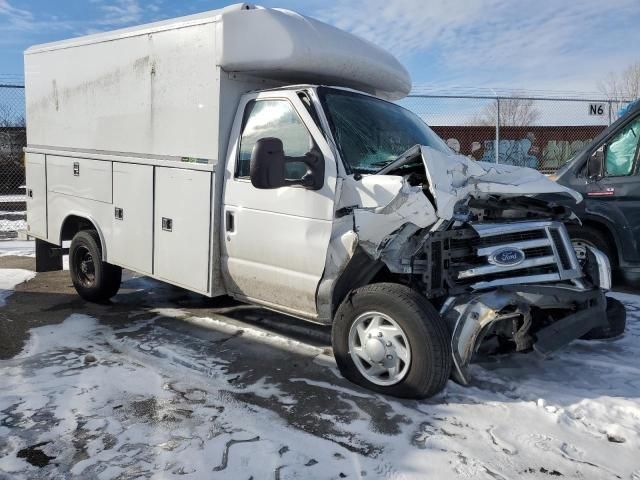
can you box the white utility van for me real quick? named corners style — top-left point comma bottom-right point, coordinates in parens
top-left (24, 4), bottom-right (620, 398)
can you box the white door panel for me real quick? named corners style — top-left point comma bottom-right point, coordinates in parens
top-left (223, 206), bottom-right (332, 312)
top-left (47, 156), bottom-right (112, 203)
top-left (111, 162), bottom-right (154, 274)
top-left (223, 179), bottom-right (334, 220)
top-left (222, 91), bottom-right (337, 316)
top-left (154, 167), bottom-right (212, 294)
top-left (25, 153), bottom-right (47, 238)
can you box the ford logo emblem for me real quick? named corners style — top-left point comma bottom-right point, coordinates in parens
top-left (489, 247), bottom-right (525, 266)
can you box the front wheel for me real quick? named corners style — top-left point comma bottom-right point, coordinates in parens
top-left (332, 283), bottom-right (451, 399)
top-left (70, 230), bottom-right (122, 302)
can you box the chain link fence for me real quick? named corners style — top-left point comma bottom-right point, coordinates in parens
top-left (0, 84), bottom-right (26, 239)
top-left (398, 94), bottom-right (631, 173)
top-left (0, 83), bottom-right (634, 237)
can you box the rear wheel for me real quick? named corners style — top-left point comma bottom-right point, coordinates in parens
top-left (332, 283), bottom-right (451, 399)
top-left (70, 230), bottom-right (121, 302)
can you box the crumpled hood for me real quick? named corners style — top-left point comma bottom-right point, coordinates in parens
top-left (419, 146), bottom-right (582, 219)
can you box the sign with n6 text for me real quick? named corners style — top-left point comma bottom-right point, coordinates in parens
top-left (589, 103), bottom-right (606, 116)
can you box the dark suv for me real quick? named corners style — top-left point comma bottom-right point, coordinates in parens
top-left (554, 100), bottom-right (640, 285)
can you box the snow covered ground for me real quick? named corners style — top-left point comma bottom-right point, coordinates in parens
top-left (0, 261), bottom-right (639, 479)
top-left (0, 240), bottom-right (34, 257)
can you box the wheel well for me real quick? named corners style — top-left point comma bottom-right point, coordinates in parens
top-left (330, 249), bottom-right (415, 318)
top-left (581, 219), bottom-right (620, 266)
top-left (60, 215), bottom-right (98, 243)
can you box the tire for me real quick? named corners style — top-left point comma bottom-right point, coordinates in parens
top-left (581, 297), bottom-right (626, 340)
top-left (332, 283), bottom-right (451, 399)
top-left (567, 224), bottom-right (614, 266)
top-left (69, 230), bottom-right (121, 302)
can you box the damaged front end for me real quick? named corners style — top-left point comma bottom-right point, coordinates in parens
top-left (344, 145), bottom-right (614, 384)
top-left (444, 285), bottom-right (607, 384)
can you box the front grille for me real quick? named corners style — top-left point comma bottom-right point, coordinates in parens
top-left (524, 246), bottom-right (553, 258)
top-left (550, 228), bottom-right (572, 270)
top-left (454, 221), bottom-right (581, 290)
top-left (474, 230), bottom-right (546, 248)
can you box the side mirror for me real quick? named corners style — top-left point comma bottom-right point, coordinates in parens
top-left (250, 137), bottom-right (325, 190)
top-left (587, 145), bottom-right (605, 180)
top-left (250, 137), bottom-right (286, 189)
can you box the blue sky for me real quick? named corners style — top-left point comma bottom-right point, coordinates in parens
top-left (1, 0), bottom-right (639, 94)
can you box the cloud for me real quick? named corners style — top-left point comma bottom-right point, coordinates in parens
top-left (0, 0), bottom-right (33, 26)
top-left (0, 0), bottom-right (75, 45)
top-left (318, 0), bottom-right (496, 57)
top-left (316, 0), bottom-right (640, 91)
top-left (96, 0), bottom-right (143, 26)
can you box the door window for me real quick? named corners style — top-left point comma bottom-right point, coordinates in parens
top-left (237, 99), bottom-right (314, 180)
top-left (605, 117), bottom-right (640, 176)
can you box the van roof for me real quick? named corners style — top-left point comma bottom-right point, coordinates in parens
top-left (25, 4), bottom-right (411, 100)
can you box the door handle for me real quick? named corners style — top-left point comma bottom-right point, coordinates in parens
top-left (225, 211), bottom-right (235, 232)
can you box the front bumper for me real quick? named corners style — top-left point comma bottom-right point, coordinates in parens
top-left (443, 283), bottom-right (608, 384)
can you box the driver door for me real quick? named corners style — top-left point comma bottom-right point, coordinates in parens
top-left (586, 115), bottom-right (640, 260)
top-left (221, 91), bottom-right (338, 318)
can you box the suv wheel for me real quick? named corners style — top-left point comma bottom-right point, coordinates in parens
top-left (567, 224), bottom-right (614, 267)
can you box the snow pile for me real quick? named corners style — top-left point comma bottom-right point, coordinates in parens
top-left (0, 268), bottom-right (34, 306)
top-left (0, 241), bottom-right (35, 258)
top-left (0, 268), bottom-right (638, 479)
top-left (0, 315), bottom-right (371, 479)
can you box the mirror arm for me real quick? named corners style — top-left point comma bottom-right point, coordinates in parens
top-left (283, 150), bottom-right (322, 169)
top-left (283, 150), bottom-right (324, 189)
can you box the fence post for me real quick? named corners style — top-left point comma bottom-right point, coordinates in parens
top-left (495, 97), bottom-right (500, 164)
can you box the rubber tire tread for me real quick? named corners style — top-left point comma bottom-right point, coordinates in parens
top-left (332, 283), bottom-right (451, 399)
top-left (69, 230), bottom-right (121, 302)
top-left (566, 224), bottom-right (615, 265)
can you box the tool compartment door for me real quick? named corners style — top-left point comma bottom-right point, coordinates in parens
top-left (47, 156), bottom-right (112, 203)
top-left (25, 153), bottom-right (47, 238)
top-left (154, 167), bottom-right (212, 294)
top-left (111, 162), bottom-right (154, 274)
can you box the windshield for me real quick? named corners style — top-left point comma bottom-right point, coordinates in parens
top-left (318, 87), bottom-right (452, 173)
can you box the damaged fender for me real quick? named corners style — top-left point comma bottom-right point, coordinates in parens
top-left (350, 175), bottom-right (437, 260)
top-left (351, 145), bottom-right (583, 266)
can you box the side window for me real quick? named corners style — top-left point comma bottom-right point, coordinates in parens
top-left (605, 117), bottom-right (640, 176)
top-left (237, 99), bottom-right (315, 180)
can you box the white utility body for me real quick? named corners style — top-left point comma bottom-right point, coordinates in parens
top-left (24, 4), bottom-right (614, 399)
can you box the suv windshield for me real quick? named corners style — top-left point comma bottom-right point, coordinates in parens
top-left (318, 87), bottom-right (451, 173)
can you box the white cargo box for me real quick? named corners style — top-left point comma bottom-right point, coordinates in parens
top-left (23, 3), bottom-right (411, 297)
top-left (25, 3), bottom-right (410, 163)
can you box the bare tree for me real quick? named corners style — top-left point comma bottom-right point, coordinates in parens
top-left (0, 103), bottom-right (25, 128)
top-left (0, 103), bottom-right (27, 194)
top-left (472, 96), bottom-right (541, 127)
top-left (599, 62), bottom-right (640, 101)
